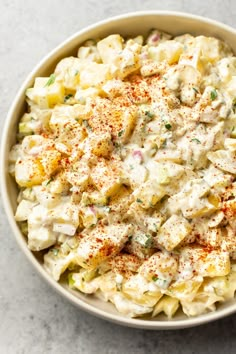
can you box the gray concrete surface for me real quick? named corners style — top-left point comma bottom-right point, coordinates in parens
top-left (1, 0), bottom-right (236, 353)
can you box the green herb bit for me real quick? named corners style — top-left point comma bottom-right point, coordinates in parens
top-left (118, 129), bottom-right (124, 137)
top-left (45, 73), bottom-right (56, 87)
top-left (210, 89), bottom-right (218, 101)
top-left (152, 275), bottom-right (158, 282)
top-left (46, 178), bottom-right (54, 186)
top-left (136, 198), bottom-right (143, 203)
top-left (64, 94), bottom-right (73, 102)
top-left (190, 138), bottom-right (201, 144)
top-left (232, 126), bottom-right (235, 132)
top-left (145, 111), bottom-right (155, 119)
top-left (128, 235), bottom-right (133, 242)
top-left (165, 123), bottom-right (172, 130)
top-left (74, 70), bottom-right (79, 76)
top-left (51, 248), bottom-right (59, 256)
top-left (193, 87), bottom-right (199, 94)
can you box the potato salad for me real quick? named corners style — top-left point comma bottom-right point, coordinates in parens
top-left (10, 29), bottom-right (236, 318)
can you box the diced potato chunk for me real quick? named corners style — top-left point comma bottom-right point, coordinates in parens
top-left (9, 144), bottom-right (22, 163)
top-left (167, 279), bottom-right (202, 301)
top-left (28, 226), bottom-right (57, 251)
top-left (149, 41), bottom-right (183, 64)
top-left (21, 135), bottom-right (49, 155)
top-left (111, 41), bottom-right (141, 78)
top-left (122, 274), bottom-right (162, 306)
top-left (69, 271), bottom-right (100, 294)
top-left (195, 36), bottom-right (230, 62)
top-left (33, 186), bottom-right (61, 208)
top-left (224, 138), bottom-right (236, 151)
top-left (133, 179), bottom-right (166, 209)
top-left (87, 132), bottom-right (113, 157)
top-left (152, 296), bottom-right (179, 319)
top-left (97, 34), bottom-right (123, 64)
top-left (76, 223), bottom-right (132, 269)
top-left (179, 246), bottom-right (230, 278)
top-left (90, 158), bottom-right (123, 197)
top-left (139, 252), bottom-right (178, 287)
top-left (15, 157), bottom-right (45, 187)
top-left (179, 47), bottom-right (203, 72)
top-left (15, 200), bottom-right (37, 221)
top-left (26, 77), bottom-right (65, 108)
top-left (181, 292), bottom-right (223, 317)
top-left (40, 149), bottom-right (61, 175)
top-left (111, 293), bottom-right (153, 317)
top-left (79, 62), bottom-right (112, 89)
top-left (157, 215), bottom-right (192, 251)
top-left (207, 150), bottom-right (236, 174)
top-left (44, 250), bottom-right (77, 281)
top-left (54, 57), bottom-right (81, 90)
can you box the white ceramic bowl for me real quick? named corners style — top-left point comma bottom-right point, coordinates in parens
top-left (2, 11), bottom-right (236, 330)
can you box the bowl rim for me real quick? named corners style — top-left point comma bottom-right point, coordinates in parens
top-left (1, 10), bottom-right (236, 330)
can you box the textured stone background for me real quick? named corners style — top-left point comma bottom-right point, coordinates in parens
top-left (1, 1), bottom-right (236, 353)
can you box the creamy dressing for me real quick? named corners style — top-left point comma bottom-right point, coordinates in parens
top-left (10, 29), bottom-right (236, 319)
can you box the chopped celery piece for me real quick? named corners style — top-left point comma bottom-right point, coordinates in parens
top-left (19, 122), bottom-right (33, 135)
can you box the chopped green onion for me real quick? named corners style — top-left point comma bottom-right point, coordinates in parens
top-left (145, 111), bottom-right (155, 119)
top-left (152, 275), bottom-right (158, 282)
top-left (46, 178), bottom-right (54, 186)
top-left (64, 94), bottom-right (73, 102)
top-left (165, 123), bottom-right (172, 130)
top-left (118, 129), bottom-right (124, 137)
top-left (136, 198), bottom-right (143, 203)
top-left (193, 87), bottom-right (199, 94)
top-left (210, 89), bottom-right (217, 101)
top-left (128, 235), bottom-right (133, 242)
top-left (114, 142), bottom-right (120, 148)
top-left (45, 73), bottom-right (56, 87)
top-left (190, 138), bottom-right (201, 144)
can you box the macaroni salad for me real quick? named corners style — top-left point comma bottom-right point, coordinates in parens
top-left (9, 29), bottom-right (236, 318)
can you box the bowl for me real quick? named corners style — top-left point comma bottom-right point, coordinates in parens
top-left (2, 10), bottom-right (236, 330)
